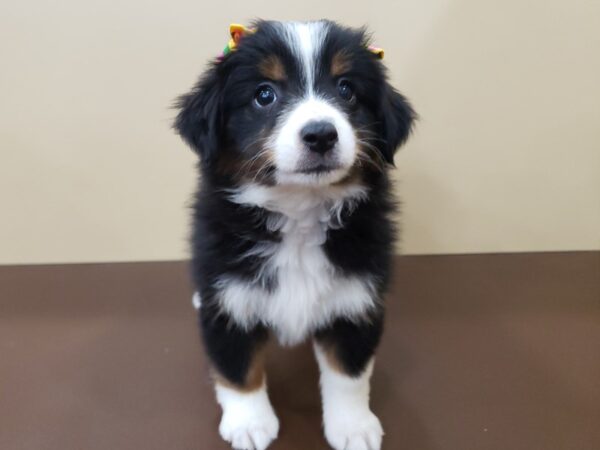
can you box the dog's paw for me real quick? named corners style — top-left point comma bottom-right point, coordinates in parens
top-left (323, 408), bottom-right (383, 450)
top-left (219, 410), bottom-right (279, 450)
top-left (216, 385), bottom-right (279, 450)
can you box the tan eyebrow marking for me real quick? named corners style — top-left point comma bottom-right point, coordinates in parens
top-left (258, 55), bottom-right (286, 81)
top-left (331, 50), bottom-right (352, 77)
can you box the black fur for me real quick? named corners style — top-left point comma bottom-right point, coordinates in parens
top-left (174, 20), bottom-right (415, 385)
top-left (314, 310), bottom-right (385, 377)
top-left (199, 300), bottom-right (269, 385)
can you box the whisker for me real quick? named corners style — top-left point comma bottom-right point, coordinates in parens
top-left (356, 138), bottom-right (387, 172)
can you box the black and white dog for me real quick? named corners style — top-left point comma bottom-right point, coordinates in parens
top-left (174, 20), bottom-right (415, 450)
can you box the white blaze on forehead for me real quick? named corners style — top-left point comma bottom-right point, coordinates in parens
top-left (280, 21), bottom-right (329, 94)
top-left (271, 21), bottom-right (358, 186)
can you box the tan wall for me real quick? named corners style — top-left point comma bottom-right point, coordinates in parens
top-left (1, 1), bottom-right (599, 264)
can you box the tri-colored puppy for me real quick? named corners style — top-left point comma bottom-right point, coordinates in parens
top-left (174, 20), bottom-right (415, 450)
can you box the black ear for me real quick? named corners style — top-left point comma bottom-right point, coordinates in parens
top-left (378, 83), bottom-right (416, 165)
top-left (173, 66), bottom-right (222, 162)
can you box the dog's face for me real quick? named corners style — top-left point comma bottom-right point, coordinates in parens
top-left (175, 20), bottom-right (415, 186)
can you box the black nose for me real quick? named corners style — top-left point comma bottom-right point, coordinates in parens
top-left (300, 121), bottom-right (338, 155)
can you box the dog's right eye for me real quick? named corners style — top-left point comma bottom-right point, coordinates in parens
top-left (254, 84), bottom-right (277, 107)
top-left (337, 78), bottom-right (356, 104)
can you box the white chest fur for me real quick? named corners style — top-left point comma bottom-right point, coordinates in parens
top-left (215, 183), bottom-right (376, 346)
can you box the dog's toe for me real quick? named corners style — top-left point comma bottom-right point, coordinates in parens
top-left (218, 403), bottom-right (279, 450)
top-left (230, 429), bottom-right (254, 449)
top-left (324, 408), bottom-right (383, 450)
top-left (223, 424), bottom-right (277, 450)
top-left (247, 428), bottom-right (273, 450)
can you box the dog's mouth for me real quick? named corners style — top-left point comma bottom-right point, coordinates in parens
top-left (276, 163), bottom-right (350, 186)
top-left (275, 148), bottom-right (353, 185)
top-left (297, 163), bottom-right (342, 175)
top-left (295, 153), bottom-right (346, 175)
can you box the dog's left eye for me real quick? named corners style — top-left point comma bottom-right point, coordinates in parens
top-left (337, 79), bottom-right (355, 103)
top-left (254, 84), bottom-right (277, 107)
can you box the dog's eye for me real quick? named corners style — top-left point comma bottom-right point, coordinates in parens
top-left (337, 79), bottom-right (355, 103)
top-left (254, 84), bottom-right (277, 107)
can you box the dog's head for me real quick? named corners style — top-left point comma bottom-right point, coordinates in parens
top-left (175, 20), bottom-right (415, 186)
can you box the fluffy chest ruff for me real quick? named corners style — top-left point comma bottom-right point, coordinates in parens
top-left (215, 183), bottom-right (377, 345)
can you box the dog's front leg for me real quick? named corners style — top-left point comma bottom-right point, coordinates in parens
top-left (198, 299), bottom-right (279, 450)
top-left (313, 315), bottom-right (384, 450)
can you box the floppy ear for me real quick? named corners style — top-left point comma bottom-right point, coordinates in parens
top-left (173, 66), bottom-right (222, 162)
top-left (378, 83), bottom-right (416, 165)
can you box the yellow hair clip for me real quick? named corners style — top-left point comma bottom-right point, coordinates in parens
top-left (217, 23), bottom-right (255, 61)
top-left (368, 45), bottom-right (385, 59)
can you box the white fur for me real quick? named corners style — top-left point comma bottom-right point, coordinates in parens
top-left (216, 381), bottom-right (279, 450)
top-left (280, 21), bottom-right (328, 93)
top-left (192, 291), bottom-right (202, 309)
top-left (272, 97), bottom-right (357, 186)
top-left (271, 22), bottom-right (357, 186)
top-left (217, 183), bottom-right (377, 346)
top-left (314, 344), bottom-right (383, 450)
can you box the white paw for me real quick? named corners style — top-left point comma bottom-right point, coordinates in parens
top-left (219, 408), bottom-right (279, 450)
top-left (324, 408), bottom-right (383, 450)
top-left (216, 384), bottom-right (279, 450)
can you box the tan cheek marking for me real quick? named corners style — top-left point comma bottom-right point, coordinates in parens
top-left (259, 55), bottom-right (286, 81)
top-left (331, 51), bottom-right (351, 77)
top-left (213, 344), bottom-right (267, 392)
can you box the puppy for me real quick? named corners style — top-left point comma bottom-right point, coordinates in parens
top-left (174, 20), bottom-right (415, 450)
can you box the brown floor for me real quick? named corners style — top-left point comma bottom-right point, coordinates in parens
top-left (1, 252), bottom-right (599, 450)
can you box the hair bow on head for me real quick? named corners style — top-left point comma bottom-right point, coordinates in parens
top-left (217, 24), bottom-right (255, 61)
top-left (368, 45), bottom-right (384, 59)
top-left (216, 23), bottom-right (385, 61)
